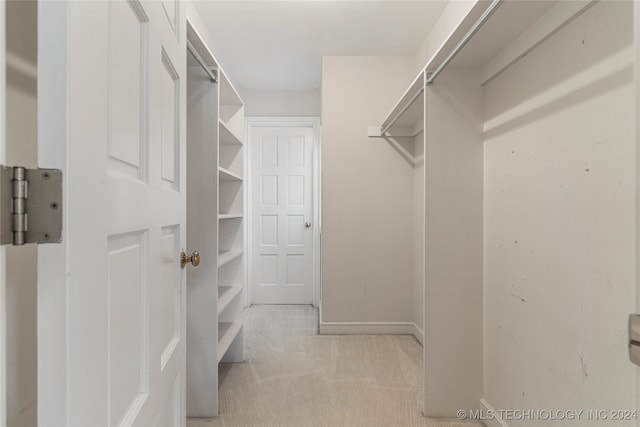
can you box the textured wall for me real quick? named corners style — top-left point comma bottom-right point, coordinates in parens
top-left (483, 2), bottom-right (636, 423)
top-left (320, 56), bottom-right (416, 324)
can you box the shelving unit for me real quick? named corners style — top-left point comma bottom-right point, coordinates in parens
top-left (185, 14), bottom-right (245, 418)
top-left (216, 68), bottom-right (245, 366)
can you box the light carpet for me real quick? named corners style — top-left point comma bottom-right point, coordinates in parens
top-left (187, 305), bottom-right (483, 427)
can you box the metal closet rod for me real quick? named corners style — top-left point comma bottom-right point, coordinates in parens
top-left (381, 0), bottom-right (504, 135)
top-left (187, 40), bottom-right (218, 83)
top-left (426, 0), bottom-right (504, 85)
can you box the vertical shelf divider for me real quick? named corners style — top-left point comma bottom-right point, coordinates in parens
top-left (185, 17), bottom-right (245, 418)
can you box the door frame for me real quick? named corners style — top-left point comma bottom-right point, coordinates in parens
top-left (0, 1), bottom-right (6, 422)
top-left (245, 117), bottom-right (321, 308)
top-left (635, 0), bottom-right (640, 416)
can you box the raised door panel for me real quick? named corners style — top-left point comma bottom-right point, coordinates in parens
top-left (260, 254), bottom-right (279, 285)
top-left (260, 215), bottom-right (278, 246)
top-left (285, 254), bottom-right (304, 286)
top-left (108, 0), bottom-right (144, 179)
top-left (286, 215), bottom-right (304, 246)
top-left (287, 136), bottom-right (305, 167)
top-left (108, 232), bottom-right (148, 426)
top-left (260, 175), bottom-right (278, 207)
top-left (286, 175), bottom-right (305, 207)
top-left (160, 53), bottom-right (179, 189)
top-left (261, 135), bottom-right (278, 168)
top-left (158, 227), bottom-right (181, 370)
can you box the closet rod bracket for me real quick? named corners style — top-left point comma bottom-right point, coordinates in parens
top-left (425, 72), bottom-right (434, 86)
top-left (187, 40), bottom-right (219, 83)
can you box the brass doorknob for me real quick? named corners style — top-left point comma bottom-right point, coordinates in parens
top-left (305, 221), bottom-right (311, 228)
top-left (180, 249), bottom-right (200, 268)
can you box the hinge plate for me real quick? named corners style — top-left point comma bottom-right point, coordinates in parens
top-left (1, 166), bottom-right (62, 246)
top-left (630, 314), bottom-right (640, 366)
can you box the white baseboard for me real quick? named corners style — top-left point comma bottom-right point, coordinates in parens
top-left (320, 321), bottom-right (422, 341)
top-left (411, 323), bottom-right (424, 346)
top-left (480, 399), bottom-right (510, 427)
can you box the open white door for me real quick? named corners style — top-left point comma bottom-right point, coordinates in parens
top-left (38, 1), bottom-right (188, 425)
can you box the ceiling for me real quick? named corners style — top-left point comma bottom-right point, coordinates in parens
top-left (192, 1), bottom-right (448, 91)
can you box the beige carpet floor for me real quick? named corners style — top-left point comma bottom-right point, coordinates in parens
top-left (187, 305), bottom-right (482, 427)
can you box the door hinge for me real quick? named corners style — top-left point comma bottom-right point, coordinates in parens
top-left (629, 314), bottom-right (640, 366)
top-left (1, 166), bottom-right (62, 246)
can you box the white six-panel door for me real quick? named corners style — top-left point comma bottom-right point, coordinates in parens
top-left (38, 1), bottom-right (187, 425)
top-left (251, 126), bottom-right (314, 305)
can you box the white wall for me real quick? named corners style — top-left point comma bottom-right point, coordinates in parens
top-left (483, 1), bottom-right (636, 423)
top-left (5, 1), bottom-right (37, 426)
top-left (320, 56), bottom-right (416, 326)
top-left (243, 89), bottom-right (320, 117)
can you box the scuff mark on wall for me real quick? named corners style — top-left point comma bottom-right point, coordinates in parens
top-left (510, 292), bottom-right (526, 303)
top-left (579, 353), bottom-right (589, 380)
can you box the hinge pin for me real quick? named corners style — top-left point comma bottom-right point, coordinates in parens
top-left (1, 165), bottom-right (62, 246)
top-left (12, 167), bottom-right (27, 245)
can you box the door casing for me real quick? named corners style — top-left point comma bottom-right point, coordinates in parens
top-left (0, 1), bottom-right (7, 422)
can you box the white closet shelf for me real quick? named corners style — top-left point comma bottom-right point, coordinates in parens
top-left (368, 70), bottom-right (425, 167)
top-left (218, 249), bottom-right (243, 267)
top-left (219, 120), bottom-right (243, 146)
top-left (389, 92), bottom-right (424, 131)
top-left (219, 71), bottom-right (243, 106)
top-left (368, 70), bottom-right (425, 170)
top-left (218, 286), bottom-right (242, 315)
top-left (217, 322), bottom-right (242, 363)
top-left (373, 0), bottom-right (563, 140)
top-left (219, 213), bottom-right (243, 220)
top-left (219, 167), bottom-right (243, 182)
top-left (378, 71), bottom-right (425, 135)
